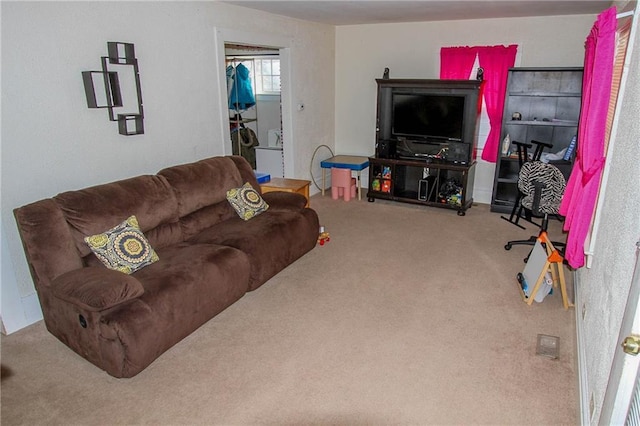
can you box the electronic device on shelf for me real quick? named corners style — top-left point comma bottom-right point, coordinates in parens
top-left (385, 138), bottom-right (471, 165)
top-left (375, 79), bottom-right (481, 166)
top-left (391, 93), bottom-right (465, 142)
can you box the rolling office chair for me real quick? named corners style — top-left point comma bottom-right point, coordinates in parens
top-left (504, 160), bottom-right (566, 259)
top-left (501, 139), bottom-right (554, 229)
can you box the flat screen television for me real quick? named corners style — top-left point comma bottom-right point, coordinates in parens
top-left (391, 93), bottom-right (465, 141)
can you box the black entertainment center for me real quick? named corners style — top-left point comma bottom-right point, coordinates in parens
top-left (368, 79), bottom-right (481, 215)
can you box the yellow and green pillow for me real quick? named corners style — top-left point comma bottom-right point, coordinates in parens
top-left (85, 215), bottom-right (159, 274)
top-left (226, 182), bottom-right (269, 220)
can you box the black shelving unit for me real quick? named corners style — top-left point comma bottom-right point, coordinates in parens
top-left (490, 67), bottom-right (583, 213)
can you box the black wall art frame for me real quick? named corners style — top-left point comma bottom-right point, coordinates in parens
top-left (82, 42), bottom-right (144, 136)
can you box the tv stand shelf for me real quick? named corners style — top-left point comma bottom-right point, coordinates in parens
top-left (367, 157), bottom-right (476, 216)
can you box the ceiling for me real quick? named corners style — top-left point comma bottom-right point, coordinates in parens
top-left (222, 1), bottom-right (611, 26)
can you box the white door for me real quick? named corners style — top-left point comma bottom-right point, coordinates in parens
top-left (600, 241), bottom-right (640, 425)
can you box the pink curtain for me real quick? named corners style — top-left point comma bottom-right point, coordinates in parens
top-left (559, 6), bottom-right (617, 268)
top-left (478, 45), bottom-right (517, 163)
top-left (440, 45), bottom-right (517, 163)
top-left (440, 46), bottom-right (476, 79)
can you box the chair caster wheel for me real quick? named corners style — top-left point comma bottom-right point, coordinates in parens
top-left (505, 243), bottom-right (512, 250)
top-left (457, 211), bottom-right (465, 216)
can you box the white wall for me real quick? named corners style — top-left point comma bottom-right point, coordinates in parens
top-left (334, 14), bottom-right (596, 203)
top-left (0, 1), bottom-right (335, 333)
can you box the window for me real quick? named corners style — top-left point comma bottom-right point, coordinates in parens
top-left (254, 58), bottom-right (280, 94)
top-left (227, 57), bottom-right (281, 95)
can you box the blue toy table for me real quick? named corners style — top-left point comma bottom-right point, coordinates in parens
top-left (320, 155), bottom-right (369, 201)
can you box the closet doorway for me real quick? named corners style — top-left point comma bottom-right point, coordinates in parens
top-left (225, 43), bottom-right (284, 178)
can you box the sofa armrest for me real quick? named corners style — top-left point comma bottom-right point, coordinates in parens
top-left (261, 191), bottom-right (308, 211)
top-left (51, 267), bottom-right (144, 312)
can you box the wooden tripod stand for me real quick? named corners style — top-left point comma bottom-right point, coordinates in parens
top-left (518, 231), bottom-right (573, 310)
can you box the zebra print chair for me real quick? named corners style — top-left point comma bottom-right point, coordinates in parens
top-left (504, 161), bottom-right (567, 254)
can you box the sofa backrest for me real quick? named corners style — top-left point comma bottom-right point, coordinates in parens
top-left (54, 175), bottom-right (180, 257)
top-left (14, 174), bottom-right (180, 288)
top-left (228, 155), bottom-right (261, 191)
top-left (158, 156), bottom-right (251, 241)
top-left (158, 156), bottom-right (242, 217)
top-left (14, 155), bottom-right (255, 290)
top-left (14, 199), bottom-right (85, 288)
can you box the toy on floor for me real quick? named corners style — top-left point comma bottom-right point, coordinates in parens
top-left (318, 226), bottom-right (330, 246)
top-left (330, 167), bottom-right (357, 202)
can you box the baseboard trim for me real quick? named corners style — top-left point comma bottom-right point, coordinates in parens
top-left (1, 292), bottom-right (42, 335)
top-left (472, 188), bottom-right (493, 205)
top-left (575, 271), bottom-right (591, 425)
top-left (23, 292), bottom-right (43, 324)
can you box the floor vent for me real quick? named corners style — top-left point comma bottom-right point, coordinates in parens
top-left (536, 334), bottom-right (560, 359)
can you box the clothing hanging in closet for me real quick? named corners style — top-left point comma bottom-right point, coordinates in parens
top-left (227, 63), bottom-right (256, 111)
top-left (231, 127), bottom-right (260, 169)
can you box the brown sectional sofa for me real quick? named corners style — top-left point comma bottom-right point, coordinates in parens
top-left (14, 155), bottom-right (319, 378)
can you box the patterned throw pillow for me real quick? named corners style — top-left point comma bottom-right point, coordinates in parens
top-left (226, 182), bottom-right (269, 220)
top-left (84, 215), bottom-right (159, 274)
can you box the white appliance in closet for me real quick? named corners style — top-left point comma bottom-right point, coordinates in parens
top-left (255, 129), bottom-right (283, 178)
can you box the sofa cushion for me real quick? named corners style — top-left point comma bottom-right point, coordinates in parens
top-left (261, 191), bottom-right (308, 211)
top-left (51, 267), bottom-right (144, 312)
top-left (55, 175), bottom-right (179, 257)
top-left (179, 201), bottom-right (237, 241)
top-left (226, 182), bottom-right (269, 220)
top-left (144, 221), bottom-right (184, 251)
top-left (98, 242), bottom-right (251, 377)
top-left (85, 216), bottom-right (159, 274)
top-left (188, 209), bottom-right (319, 290)
top-left (158, 157), bottom-right (243, 218)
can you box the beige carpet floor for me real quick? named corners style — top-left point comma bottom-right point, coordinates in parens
top-left (1, 194), bottom-right (578, 425)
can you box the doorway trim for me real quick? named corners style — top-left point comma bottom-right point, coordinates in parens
top-left (214, 28), bottom-right (294, 177)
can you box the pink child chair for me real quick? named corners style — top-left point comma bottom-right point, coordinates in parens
top-left (331, 168), bottom-right (357, 201)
